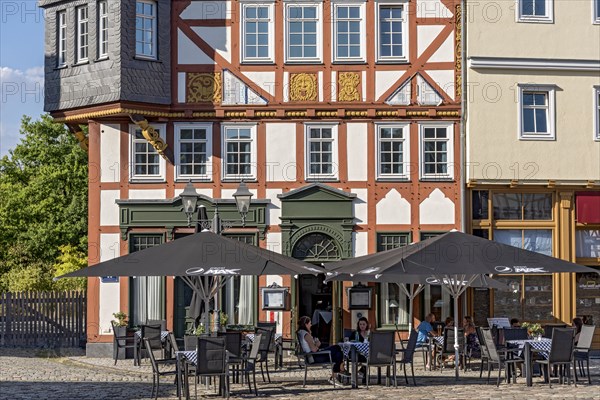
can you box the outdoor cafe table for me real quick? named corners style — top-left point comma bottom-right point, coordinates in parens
top-left (506, 338), bottom-right (552, 387)
top-left (134, 330), bottom-right (170, 341)
top-left (176, 350), bottom-right (229, 399)
top-left (429, 336), bottom-right (444, 370)
top-left (339, 341), bottom-right (370, 388)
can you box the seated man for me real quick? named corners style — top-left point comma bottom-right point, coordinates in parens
top-left (416, 313), bottom-right (436, 345)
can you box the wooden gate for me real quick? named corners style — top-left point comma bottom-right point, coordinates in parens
top-left (0, 291), bottom-right (86, 348)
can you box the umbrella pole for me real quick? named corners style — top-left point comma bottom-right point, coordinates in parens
top-left (454, 295), bottom-right (459, 380)
top-left (408, 284), bottom-right (414, 333)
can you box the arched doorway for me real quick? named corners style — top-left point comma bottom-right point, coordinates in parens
top-left (292, 232), bottom-right (340, 345)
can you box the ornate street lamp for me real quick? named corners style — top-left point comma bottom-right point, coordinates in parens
top-left (180, 181), bottom-right (199, 227)
top-left (232, 181), bottom-right (253, 226)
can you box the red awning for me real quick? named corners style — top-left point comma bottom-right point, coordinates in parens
top-left (576, 192), bottom-right (600, 224)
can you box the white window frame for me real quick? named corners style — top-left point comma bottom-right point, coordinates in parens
top-left (284, 1), bottom-right (323, 63)
top-left (240, 0), bottom-right (275, 63)
top-left (375, 0), bottom-right (409, 63)
top-left (57, 10), bottom-right (67, 66)
top-left (331, 1), bottom-right (366, 63)
top-left (221, 124), bottom-right (258, 181)
top-left (304, 123), bottom-right (339, 181)
top-left (595, 0), bottom-right (600, 24)
top-left (516, 0), bottom-right (554, 23)
top-left (174, 123), bottom-right (213, 181)
top-left (376, 123), bottom-right (410, 180)
top-left (594, 86), bottom-right (600, 141)
top-left (98, 0), bottom-right (109, 58)
top-left (419, 122), bottom-right (454, 180)
top-left (76, 5), bottom-right (89, 63)
top-left (135, 0), bottom-right (157, 59)
top-left (129, 123), bottom-right (167, 182)
top-left (517, 84), bottom-right (556, 141)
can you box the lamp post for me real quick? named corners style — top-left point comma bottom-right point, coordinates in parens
top-left (179, 180), bottom-right (254, 332)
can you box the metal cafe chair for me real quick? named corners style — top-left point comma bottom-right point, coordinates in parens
top-left (534, 328), bottom-right (576, 388)
top-left (574, 325), bottom-right (595, 384)
top-left (365, 331), bottom-right (396, 388)
top-left (143, 338), bottom-right (178, 400)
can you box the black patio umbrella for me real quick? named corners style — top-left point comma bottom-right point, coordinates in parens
top-left (57, 231), bottom-right (324, 329)
top-left (325, 230), bottom-right (599, 378)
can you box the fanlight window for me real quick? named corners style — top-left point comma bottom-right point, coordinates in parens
top-left (293, 233), bottom-right (340, 261)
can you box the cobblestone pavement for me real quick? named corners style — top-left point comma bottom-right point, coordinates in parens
top-left (1, 348), bottom-right (599, 400)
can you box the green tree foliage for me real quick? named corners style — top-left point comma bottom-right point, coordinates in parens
top-left (0, 115), bottom-right (88, 291)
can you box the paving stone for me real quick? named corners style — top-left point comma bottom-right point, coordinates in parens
top-left (0, 348), bottom-right (598, 400)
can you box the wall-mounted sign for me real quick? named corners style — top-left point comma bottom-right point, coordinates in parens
top-left (261, 283), bottom-right (289, 310)
top-left (348, 283), bottom-right (372, 309)
top-left (101, 276), bottom-right (119, 283)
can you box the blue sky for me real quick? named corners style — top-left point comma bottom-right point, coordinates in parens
top-left (0, 1), bottom-right (46, 157)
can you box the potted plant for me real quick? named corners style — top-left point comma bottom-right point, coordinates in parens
top-left (522, 322), bottom-right (544, 340)
top-left (219, 312), bottom-right (228, 331)
top-left (112, 311), bottom-right (132, 359)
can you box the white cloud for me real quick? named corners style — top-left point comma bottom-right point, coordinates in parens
top-left (0, 66), bottom-right (44, 86)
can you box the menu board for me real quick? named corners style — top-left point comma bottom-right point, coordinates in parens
top-left (487, 317), bottom-right (511, 328)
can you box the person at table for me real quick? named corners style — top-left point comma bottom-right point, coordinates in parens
top-left (445, 317), bottom-right (454, 329)
top-left (417, 313), bottom-right (436, 345)
top-left (510, 318), bottom-right (521, 328)
top-left (463, 316), bottom-right (480, 358)
top-left (351, 317), bottom-right (370, 342)
top-left (297, 316), bottom-right (346, 381)
top-left (573, 317), bottom-right (583, 345)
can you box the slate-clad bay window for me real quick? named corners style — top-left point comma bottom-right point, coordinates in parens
top-left (129, 124), bottom-right (166, 181)
top-left (130, 235), bottom-right (165, 326)
top-left (98, 1), bottom-right (109, 58)
top-left (175, 124), bottom-right (212, 181)
top-left (285, 3), bottom-right (321, 62)
top-left (136, 0), bottom-right (157, 58)
top-left (57, 11), bottom-right (67, 66)
top-left (76, 5), bottom-right (89, 63)
top-left (241, 2), bottom-right (274, 63)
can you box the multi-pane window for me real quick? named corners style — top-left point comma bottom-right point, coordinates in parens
top-left (333, 4), bottom-right (363, 61)
top-left (420, 124), bottom-right (453, 179)
top-left (519, 85), bottom-right (555, 140)
top-left (130, 124), bottom-right (165, 181)
top-left (57, 11), bottom-right (67, 66)
top-left (130, 235), bottom-right (165, 326)
top-left (76, 6), bottom-right (89, 63)
top-left (377, 4), bottom-right (406, 61)
top-left (176, 124), bottom-right (212, 180)
top-left (595, 0), bottom-right (600, 23)
top-left (286, 4), bottom-right (320, 62)
top-left (492, 193), bottom-right (553, 220)
top-left (98, 1), bottom-right (109, 58)
top-left (377, 233), bottom-right (410, 251)
top-left (306, 125), bottom-right (337, 179)
top-left (377, 124), bottom-right (409, 179)
top-left (595, 88), bottom-right (600, 140)
top-left (420, 232), bottom-right (444, 241)
top-left (242, 3), bottom-right (273, 62)
top-left (223, 125), bottom-right (255, 179)
top-left (518, 0), bottom-right (553, 22)
top-left (136, 0), bottom-right (157, 58)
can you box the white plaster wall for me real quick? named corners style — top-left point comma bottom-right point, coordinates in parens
top-left (221, 188), bottom-right (258, 200)
top-left (283, 72), bottom-right (290, 102)
top-left (181, 0), bottom-right (232, 20)
top-left (99, 233), bottom-right (121, 334)
top-left (428, 34), bottom-right (454, 63)
top-left (352, 188), bottom-right (369, 224)
top-left (466, 71), bottom-right (600, 180)
top-left (242, 71), bottom-right (276, 96)
top-left (416, 0), bottom-right (452, 18)
top-left (178, 73), bottom-right (186, 103)
top-left (376, 189), bottom-right (411, 224)
top-left (265, 188), bottom-right (283, 226)
top-left (178, 29), bottom-right (215, 65)
top-left (174, 188), bottom-right (214, 198)
top-left (100, 124), bottom-right (120, 183)
top-left (331, 71), bottom-right (337, 102)
top-left (419, 188), bottom-right (455, 225)
top-left (353, 231), bottom-right (369, 257)
top-left (417, 25), bottom-right (444, 58)
top-left (128, 189), bottom-right (166, 200)
top-left (266, 232), bottom-right (283, 255)
top-left (100, 190), bottom-right (120, 226)
top-left (346, 123), bottom-right (368, 181)
top-left (191, 27), bottom-right (231, 63)
top-left (376, 71), bottom-right (403, 100)
top-left (361, 71), bottom-right (367, 101)
top-left (265, 123), bottom-right (297, 182)
top-left (426, 69), bottom-right (455, 100)
top-left (318, 71), bottom-right (324, 101)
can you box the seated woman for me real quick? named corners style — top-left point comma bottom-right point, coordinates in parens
top-left (445, 317), bottom-right (455, 329)
top-left (573, 317), bottom-right (583, 345)
top-left (351, 317), bottom-right (370, 342)
top-left (463, 316), bottom-right (480, 358)
top-left (297, 316), bottom-right (346, 381)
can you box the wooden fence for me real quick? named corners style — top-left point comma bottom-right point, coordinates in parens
top-left (0, 291), bottom-right (86, 348)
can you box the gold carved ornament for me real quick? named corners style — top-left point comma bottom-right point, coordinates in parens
top-left (455, 4), bottom-right (462, 99)
top-left (187, 72), bottom-right (222, 103)
top-left (289, 73), bottom-right (318, 102)
top-left (337, 72), bottom-right (360, 102)
top-left (74, 131), bottom-right (89, 151)
top-left (134, 119), bottom-right (169, 160)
